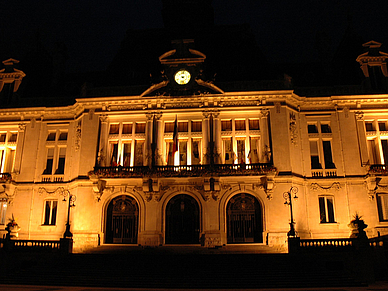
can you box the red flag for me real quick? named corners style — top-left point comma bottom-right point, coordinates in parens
top-left (172, 115), bottom-right (178, 153)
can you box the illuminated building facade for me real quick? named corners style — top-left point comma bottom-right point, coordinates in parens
top-left (0, 40), bottom-right (388, 253)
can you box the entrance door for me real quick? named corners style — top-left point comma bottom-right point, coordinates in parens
top-left (227, 194), bottom-right (263, 243)
top-left (105, 196), bottom-right (138, 244)
top-left (165, 194), bottom-right (200, 244)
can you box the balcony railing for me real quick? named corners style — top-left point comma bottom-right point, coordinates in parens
top-left (90, 163), bottom-right (275, 178)
top-left (369, 164), bottom-right (388, 175)
top-left (0, 173), bottom-right (12, 182)
top-left (311, 169), bottom-right (337, 177)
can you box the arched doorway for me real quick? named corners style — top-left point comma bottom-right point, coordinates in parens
top-left (165, 194), bottom-right (200, 244)
top-left (227, 193), bottom-right (263, 243)
top-left (105, 195), bottom-right (139, 244)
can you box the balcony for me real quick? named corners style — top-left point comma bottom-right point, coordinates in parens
top-left (0, 173), bottom-right (12, 182)
top-left (311, 169), bottom-right (337, 178)
top-left (41, 175), bottom-right (64, 183)
top-left (90, 163), bottom-right (276, 179)
top-left (369, 164), bottom-right (388, 175)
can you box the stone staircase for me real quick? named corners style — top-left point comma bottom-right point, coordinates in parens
top-left (0, 246), bottom-right (366, 289)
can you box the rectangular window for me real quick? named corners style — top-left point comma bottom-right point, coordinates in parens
top-left (191, 121), bottom-right (202, 132)
top-left (110, 142), bottom-right (119, 166)
top-left (135, 123), bottom-right (146, 134)
top-left (249, 137), bottom-right (260, 163)
top-left (249, 119), bottom-right (260, 130)
top-left (308, 124), bottom-right (318, 133)
top-left (320, 124), bottom-right (332, 133)
top-left (191, 139), bottom-right (201, 165)
top-left (221, 120), bottom-right (232, 131)
top-left (179, 140), bottom-right (187, 165)
top-left (319, 196), bottom-right (335, 223)
top-left (43, 148), bottom-right (55, 174)
top-left (8, 133), bottom-right (17, 143)
top-left (43, 200), bottom-right (58, 225)
top-left (166, 140), bottom-right (173, 165)
top-left (122, 142), bottom-right (131, 166)
top-left (178, 122), bottom-right (188, 132)
top-left (365, 122), bottom-right (375, 132)
top-left (122, 123), bottom-right (133, 134)
top-left (236, 138), bottom-right (246, 164)
top-left (58, 132), bottom-right (68, 141)
top-left (0, 134), bottom-right (6, 143)
top-left (310, 140), bottom-right (321, 169)
top-left (379, 122), bottom-right (387, 132)
top-left (55, 147), bottom-right (66, 174)
top-left (235, 120), bottom-right (246, 131)
top-left (367, 139), bottom-right (380, 164)
top-left (322, 140), bottom-right (335, 169)
top-left (165, 122), bottom-right (174, 133)
top-left (4, 148), bottom-right (15, 173)
top-left (382, 140), bottom-right (388, 165)
top-left (377, 194), bottom-right (388, 221)
top-left (109, 124), bottom-right (120, 134)
top-left (134, 140), bottom-right (144, 166)
top-left (0, 200), bottom-right (7, 225)
top-left (47, 132), bottom-right (56, 141)
top-left (223, 138), bottom-right (234, 164)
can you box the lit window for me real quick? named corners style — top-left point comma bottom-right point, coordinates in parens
top-left (43, 200), bottom-right (58, 225)
top-left (319, 196), bottom-right (335, 223)
top-left (135, 123), bottom-right (146, 134)
top-left (377, 194), bottom-right (388, 222)
top-left (122, 123), bottom-right (133, 134)
top-left (165, 122), bottom-right (174, 133)
top-left (366, 118), bottom-right (388, 165)
top-left (221, 120), bottom-right (232, 131)
top-left (178, 122), bottom-right (188, 132)
top-left (43, 130), bottom-right (67, 176)
top-left (191, 121), bottom-right (202, 132)
top-left (249, 119), bottom-right (260, 130)
top-left (109, 124), bottom-right (120, 134)
top-left (0, 200), bottom-right (7, 225)
top-left (235, 120), bottom-right (246, 131)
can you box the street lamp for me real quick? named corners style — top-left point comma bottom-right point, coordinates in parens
top-left (283, 186), bottom-right (298, 237)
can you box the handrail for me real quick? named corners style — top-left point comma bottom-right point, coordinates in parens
top-left (90, 163), bottom-right (275, 178)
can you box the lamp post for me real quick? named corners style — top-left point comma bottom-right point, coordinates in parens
top-left (63, 192), bottom-right (76, 239)
top-left (38, 187), bottom-right (76, 239)
top-left (283, 186), bottom-right (298, 237)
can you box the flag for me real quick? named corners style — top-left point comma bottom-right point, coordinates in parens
top-left (172, 115), bottom-right (178, 154)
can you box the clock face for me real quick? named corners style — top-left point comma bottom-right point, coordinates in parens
top-left (174, 69), bottom-right (191, 85)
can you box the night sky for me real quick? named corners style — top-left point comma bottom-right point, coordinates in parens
top-left (1, 0), bottom-right (387, 73)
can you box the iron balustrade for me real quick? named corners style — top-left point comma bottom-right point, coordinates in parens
top-left (91, 163), bottom-right (275, 178)
top-left (369, 164), bottom-right (388, 175)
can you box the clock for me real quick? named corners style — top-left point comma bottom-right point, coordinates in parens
top-left (174, 69), bottom-right (191, 85)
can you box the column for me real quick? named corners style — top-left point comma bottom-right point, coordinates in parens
top-left (260, 109), bottom-right (271, 163)
top-left (355, 111), bottom-right (369, 166)
top-left (98, 115), bottom-right (109, 167)
top-left (213, 111), bottom-right (222, 164)
top-left (14, 123), bottom-right (26, 174)
top-left (144, 113), bottom-right (153, 167)
top-left (155, 112), bottom-right (164, 165)
top-left (202, 111), bottom-right (210, 165)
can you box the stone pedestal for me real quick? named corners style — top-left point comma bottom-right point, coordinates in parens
top-left (201, 231), bottom-right (222, 248)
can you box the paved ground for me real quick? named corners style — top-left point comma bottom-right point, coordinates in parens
top-left (1, 283), bottom-right (388, 291)
top-left (1, 244), bottom-right (386, 290)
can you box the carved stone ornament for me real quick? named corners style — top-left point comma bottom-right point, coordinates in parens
top-left (310, 182), bottom-right (341, 192)
top-left (289, 112), bottom-right (298, 145)
top-left (355, 111), bottom-right (364, 121)
top-left (0, 185), bottom-right (16, 205)
top-left (18, 123), bottom-right (26, 131)
top-left (99, 114), bottom-right (108, 123)
top-left (75, 120), bottom-right (82, 151)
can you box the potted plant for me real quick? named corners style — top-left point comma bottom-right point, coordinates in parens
top-left (5, 214), bottom-right (20, 239)
top-left (348, 213), bottom-right (368, 239)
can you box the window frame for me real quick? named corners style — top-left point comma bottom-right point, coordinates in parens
top-left (42, 199), bottom-right (58, 226)
top-left (318, 195), bottom-right (336, 224)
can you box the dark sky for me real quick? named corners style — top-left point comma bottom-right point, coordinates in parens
top-left (1, 0), bottom-right (387, 73)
